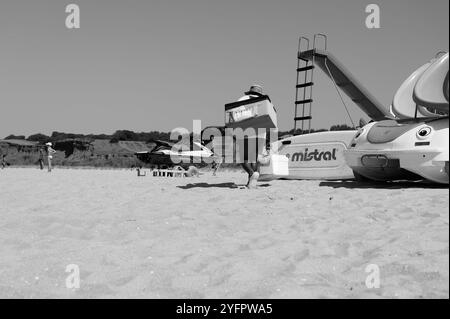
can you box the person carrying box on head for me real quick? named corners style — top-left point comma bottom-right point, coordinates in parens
top-left (225, 84), bottom-right (278, 189)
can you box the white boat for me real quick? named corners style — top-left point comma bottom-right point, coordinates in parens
top-left (272, 34), bottom-right (392, 180)
top-left (344, 53), bottom-right (449, 184)
top-left (274, 130), bottom-right (356, 180)
top-left (271, 36), bottom-right (448, 184)
top-left (135, 139), bottom-right (216, 169)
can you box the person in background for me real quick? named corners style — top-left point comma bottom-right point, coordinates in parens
top-left (203, 135), bottom-right (222, 176)
top-left (45, 142), bottom-right (56, 172)
top-left (236, 84), bottom-right (271, 189)
top-left (1, 154), bottom-right (7, 169)
top-left (38, 147), bottom-right (45, 170)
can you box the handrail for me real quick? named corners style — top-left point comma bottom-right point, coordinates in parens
top-left (298, 36), bottom-right (310, 54)
top-left (313, 33), bottom-right (327, 51)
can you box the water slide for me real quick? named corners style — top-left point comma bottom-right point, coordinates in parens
top-left (413, 53), bottom-right (449, 114)
top-left (392, 53), bottom-right (449, 119)
top-left (298, 49), bottom-right (392, 121)
top-left (391, 61), bottom-right (435, 119)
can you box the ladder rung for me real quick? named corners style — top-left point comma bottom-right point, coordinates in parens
top-left (296, 65), bottom-right (314, 72)
top-left (294, 116), bottom-right (312, 121)
top-left (296, 82), bottom-right (314, 89)
top-left (295, 99), bottom-right (313, 105)
top-left (298, 53), bottom-right (310, 62)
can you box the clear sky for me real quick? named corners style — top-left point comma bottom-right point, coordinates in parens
top-left (0, 0), bottom-right (448, 138)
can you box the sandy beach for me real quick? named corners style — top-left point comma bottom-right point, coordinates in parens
top-left (0, 168), bottom-right (448, 299)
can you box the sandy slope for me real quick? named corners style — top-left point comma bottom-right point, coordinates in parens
top-left (0, 168), bottom-right (448, 298)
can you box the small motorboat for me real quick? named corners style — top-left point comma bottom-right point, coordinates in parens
top-left (135, 139), bottom-right (217, 169)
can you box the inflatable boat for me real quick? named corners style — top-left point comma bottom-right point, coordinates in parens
top-left (273, 34), bottom-right (391, 180)
top-left (274, 130), bottom-right (356, 180)
top-left (263, 35), bottom-right (448, 183)
top-left (344, 53), bottom-right (449, 184)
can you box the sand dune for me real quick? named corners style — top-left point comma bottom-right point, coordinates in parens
top-left (0, 168), bottom-right (448, 298)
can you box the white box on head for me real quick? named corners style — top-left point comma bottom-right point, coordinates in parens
top-left (224, 96), bottom-right (277, 131)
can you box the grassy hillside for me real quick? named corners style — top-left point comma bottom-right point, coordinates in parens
top-left (1, 125), bottom-right (355, 168)
top-left (0, 139), bottom-right (156, 168)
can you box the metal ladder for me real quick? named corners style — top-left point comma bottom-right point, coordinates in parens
top-left (294, 34), bottom-right (327, 134)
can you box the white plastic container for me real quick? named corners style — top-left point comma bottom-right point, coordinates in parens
top-left (224, 96), bottom-right (277, 130)
top-left (260, 154), bottom-right (289, 177)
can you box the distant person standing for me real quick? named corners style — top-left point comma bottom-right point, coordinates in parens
top-left (1, 155), bottom-right (7, 169)
top-left (45, 142), bottom-right (56, 172)
top-left (38, 147), bottom-right (45, 170)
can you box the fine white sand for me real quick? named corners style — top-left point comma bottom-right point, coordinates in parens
top-left (0, 168), bottom-right (448, 298)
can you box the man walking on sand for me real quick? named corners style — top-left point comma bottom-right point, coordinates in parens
top-left (45, 142), bottom-right (56, 172)
top-left (235, 84), bottom-right (272, 189)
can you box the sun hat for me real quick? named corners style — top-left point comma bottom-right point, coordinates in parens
top-left (45, 142), bottom-right (52, 146)
top-left (248, 84), bottom-right (263, 95)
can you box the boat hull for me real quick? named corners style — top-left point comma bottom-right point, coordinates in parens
top-left (344, 118), bottom-right (449, 184)
top-left (270, 131), bottom-right (357, 180)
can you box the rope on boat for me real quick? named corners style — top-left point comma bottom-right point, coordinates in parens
top-left (324, 58), bottom-right (356, 128)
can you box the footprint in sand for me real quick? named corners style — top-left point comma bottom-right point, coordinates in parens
top-left (334, 243), bottom-right (350, 257)
top-left (293, 249), bottom-right (310, 262)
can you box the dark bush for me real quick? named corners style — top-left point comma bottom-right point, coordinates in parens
top-left (4, 135), bottom-right (25, 140)
top-left (27, 133), bottom-right (50, 144)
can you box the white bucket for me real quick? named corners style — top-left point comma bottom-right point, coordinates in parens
top-left (260, 154), bottom-right (289, 177)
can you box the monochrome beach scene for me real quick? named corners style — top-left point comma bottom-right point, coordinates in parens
top-left (0, 0), bottom-right (448, 300)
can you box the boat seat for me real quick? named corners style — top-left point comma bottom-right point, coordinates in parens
top-left (367, 120), bottom-right (419, 144)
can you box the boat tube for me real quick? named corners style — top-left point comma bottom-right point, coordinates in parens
top-left (345, 53), bottom-right (449, 184)
top-left (344, 117), bottom-right (449, 184)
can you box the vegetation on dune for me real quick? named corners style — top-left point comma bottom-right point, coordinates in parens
top-left (1, 124), bottom-right (355, 168)
top-left (4, 124), bottom-right (355, 145)
top-left (4, 134), bottom-right (26, 140)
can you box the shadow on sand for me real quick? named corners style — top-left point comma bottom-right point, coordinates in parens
top-left (177, 182), bottom-right (240, 189)
top-left (319, 180), bottom-right (449, 190)
top-left (177, 182), bottom-right (272, 190)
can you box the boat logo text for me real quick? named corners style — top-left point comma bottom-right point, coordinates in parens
top-left (286, 148), bottom-right (338, 162)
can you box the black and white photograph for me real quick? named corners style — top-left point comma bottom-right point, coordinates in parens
top-left (0, 0), bottom-right (448, 305)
